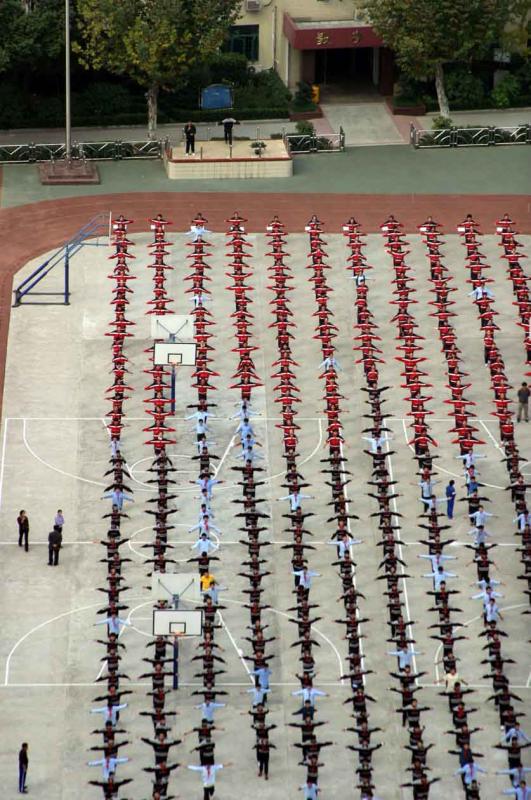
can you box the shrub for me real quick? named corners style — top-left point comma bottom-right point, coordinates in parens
top-left (75, 82), bottom-right (134, 117)
top-left (292, 81), bottom-right (316, 110)
top-left (445, 67), bottom-right (485, 109)
top-left (491, 73), bottom-right (521, 108)
top-left (295, 120), bottom-right (315, 136)
top-left (432, 115), bottom-right (453, 130)
top-left (29, 95), bottom-right (64, 127)
top-left (208, 52), bottom-right (250, 87)
top-left (394, 74), bottom-right (425, 102)
top-left (0, 84), bottom-right (30, 128)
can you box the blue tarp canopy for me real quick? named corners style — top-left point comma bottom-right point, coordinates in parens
top-left (200, 84), bottom-right (233, 110)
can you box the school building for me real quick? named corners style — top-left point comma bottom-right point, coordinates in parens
top-left (228, 0), bottom-right (395, 97)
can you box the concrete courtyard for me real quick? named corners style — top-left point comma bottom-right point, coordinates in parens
top-left (0, 226), bottom-right (529, 800)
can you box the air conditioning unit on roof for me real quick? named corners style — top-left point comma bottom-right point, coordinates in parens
top-left (246, 0), bottom-right (261, 11)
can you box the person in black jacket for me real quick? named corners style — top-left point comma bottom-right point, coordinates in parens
top-left (48, 525), bottom-right (62, 566)
top-left (184, 122), bottom-right (196, 155)
top-left (17, 511), bottom-right (29, 552)
top-left (18, 742), bottom-right (28, 793)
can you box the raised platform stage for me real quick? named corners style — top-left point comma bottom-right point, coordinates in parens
top-left (164, 139), bottom-right (293, 180)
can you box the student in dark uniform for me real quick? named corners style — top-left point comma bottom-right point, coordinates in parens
top-left (17, 511), bottom-right (29, 552)
top-left (184, 122), bottom-right (196, 155)
top-left (18, 742), bottom-right (28, 793)
top-left (48, 525), bottom-right (62, 566)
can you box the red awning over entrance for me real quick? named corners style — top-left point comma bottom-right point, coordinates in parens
top-left (283, 13), bottom-right (383, 50)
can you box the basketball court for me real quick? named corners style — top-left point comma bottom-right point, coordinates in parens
top-left (0, 225), bottom-right (529, 799)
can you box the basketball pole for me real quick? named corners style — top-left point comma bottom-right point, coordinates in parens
top-left (169, 333), bottom-right (177, 414)
top-left (172, 635), bottom-right (180, 690)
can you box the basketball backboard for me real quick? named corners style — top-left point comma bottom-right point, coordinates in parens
top-left (153, 608), bottom-right (203, 637)
top-left (151, 572), bottom-right (201, 603)
top-left (150, 315), bottom-right (194, 341)
top-left (153, 341), bottom-right (197, 367)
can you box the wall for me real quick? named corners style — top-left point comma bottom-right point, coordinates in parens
top-left (238, 0), bottom-right (365, 87)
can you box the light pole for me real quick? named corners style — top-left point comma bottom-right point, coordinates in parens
top-left (65, 0), bottom-right (71, 159)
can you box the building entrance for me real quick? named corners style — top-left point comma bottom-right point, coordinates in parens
top-left (313, 47), bottom-right (377, 100)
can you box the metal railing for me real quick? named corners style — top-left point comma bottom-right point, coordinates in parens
top-left (0, 139), bottom-right (166, 164)
top-left (13, 211), bottom-right (110, 306)
top-left (284, 128), bottom-right (345, 154)
top-left (410, 123), bottom-right (531, 149)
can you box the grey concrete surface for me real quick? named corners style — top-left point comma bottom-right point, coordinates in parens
top-left (320, 103), bottom-right (404, 146)
top-left (0, 120), bottom-right (296, 146)
top-left (0, 229), bottom-right (529, 800)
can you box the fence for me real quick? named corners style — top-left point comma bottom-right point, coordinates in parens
top-left (13, 211), bottom-right (110, 306)
top-left (284, 128), bottom-right (345, 154)
top-left (410, 123), bottom-right (531, 149)
top-left (0, 139), bottom-right (167, 164)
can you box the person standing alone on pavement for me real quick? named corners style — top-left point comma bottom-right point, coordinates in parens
top-left (48, 525), bottom-right (62, 566)
top-left (17, 511), bottom-right (29, 552)
top-left (219, 116), bottom-right (240, 146)
top-left (18, 742), bottom-right (28, 793)
top-left (446, 480), bottom-right (456, 519)
top-left (184, 122), bottom-right (196, 155)
top-left (517, 382), bottom-right (530, 422)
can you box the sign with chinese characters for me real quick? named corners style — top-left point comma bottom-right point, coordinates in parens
top-left (283, 12), bottom-right (383, 50)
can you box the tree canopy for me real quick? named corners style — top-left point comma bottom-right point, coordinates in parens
top-left (357, 0), bottom-right (517, 115)
top-left (0, 0), bottom-right (64, 76)
top-left (74, 0), bottom-right (241, 135)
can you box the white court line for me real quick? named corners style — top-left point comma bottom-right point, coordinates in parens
top-left (400, 540), bottom-right (520, 548)
top-left (216, 610), bottom-right (253, 684)
top-left (399, 418), bottom-right (504, 490)
top-left (213, 426), bottom-right (238, 478)
top-left (0, 540), bottom-right (342, 552)
top-left (3, 598), bottom-right (146, 686)
top-left (389, 417), bottom-right (511, 424)
top-left (0, 680), bottom-right (353, 689)
top-left (479, 419), bottom-right (505, 455)
top-left (6, 416), bottom-right (327, 422)
top-left (431, 603), bottom-right (527, 684)
top-left (2, 680), bottom-right (529, 690)
top-left (221, 596), bottom-right (344, 680)
top-left (420, 683), bottom-right (531, 690)
top-left (22, 418), bottom-right (106, 488)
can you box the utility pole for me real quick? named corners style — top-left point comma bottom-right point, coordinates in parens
top-left (65, 0), bottom-right (72, 159)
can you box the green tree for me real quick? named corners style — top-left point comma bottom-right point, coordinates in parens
top-left (0, 0), bottom-right (64, 77)
top-left (357, 0), bottom-right (515, 116)
top-left (74, 0), bottom-right (241, 137)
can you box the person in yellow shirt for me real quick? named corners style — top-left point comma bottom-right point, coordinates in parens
top-left (200, 572), bottom-right (215, 592)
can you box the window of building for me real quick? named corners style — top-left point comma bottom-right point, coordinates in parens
top-left (225, 25), bottom-right (259, 61)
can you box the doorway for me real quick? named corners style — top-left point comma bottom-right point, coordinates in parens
top-left (313, 48), bottom-right (378, 101)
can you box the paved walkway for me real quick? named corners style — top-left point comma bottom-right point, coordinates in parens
top-left (0, 119), bottom-right (297, 146)
top-left (1, 105), bottom-right (528, 150)
top-left (321, 101), bottom-right (406, 145)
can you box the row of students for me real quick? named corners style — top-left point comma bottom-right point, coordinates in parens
top-left (88, 215), bottom-right (137, 799)
top-left (457, 216), bottom-right (530, 798)
top-left (349, 215), bottom-right (438, 800)
top-left (224, 214), bottom-right (277, 781)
